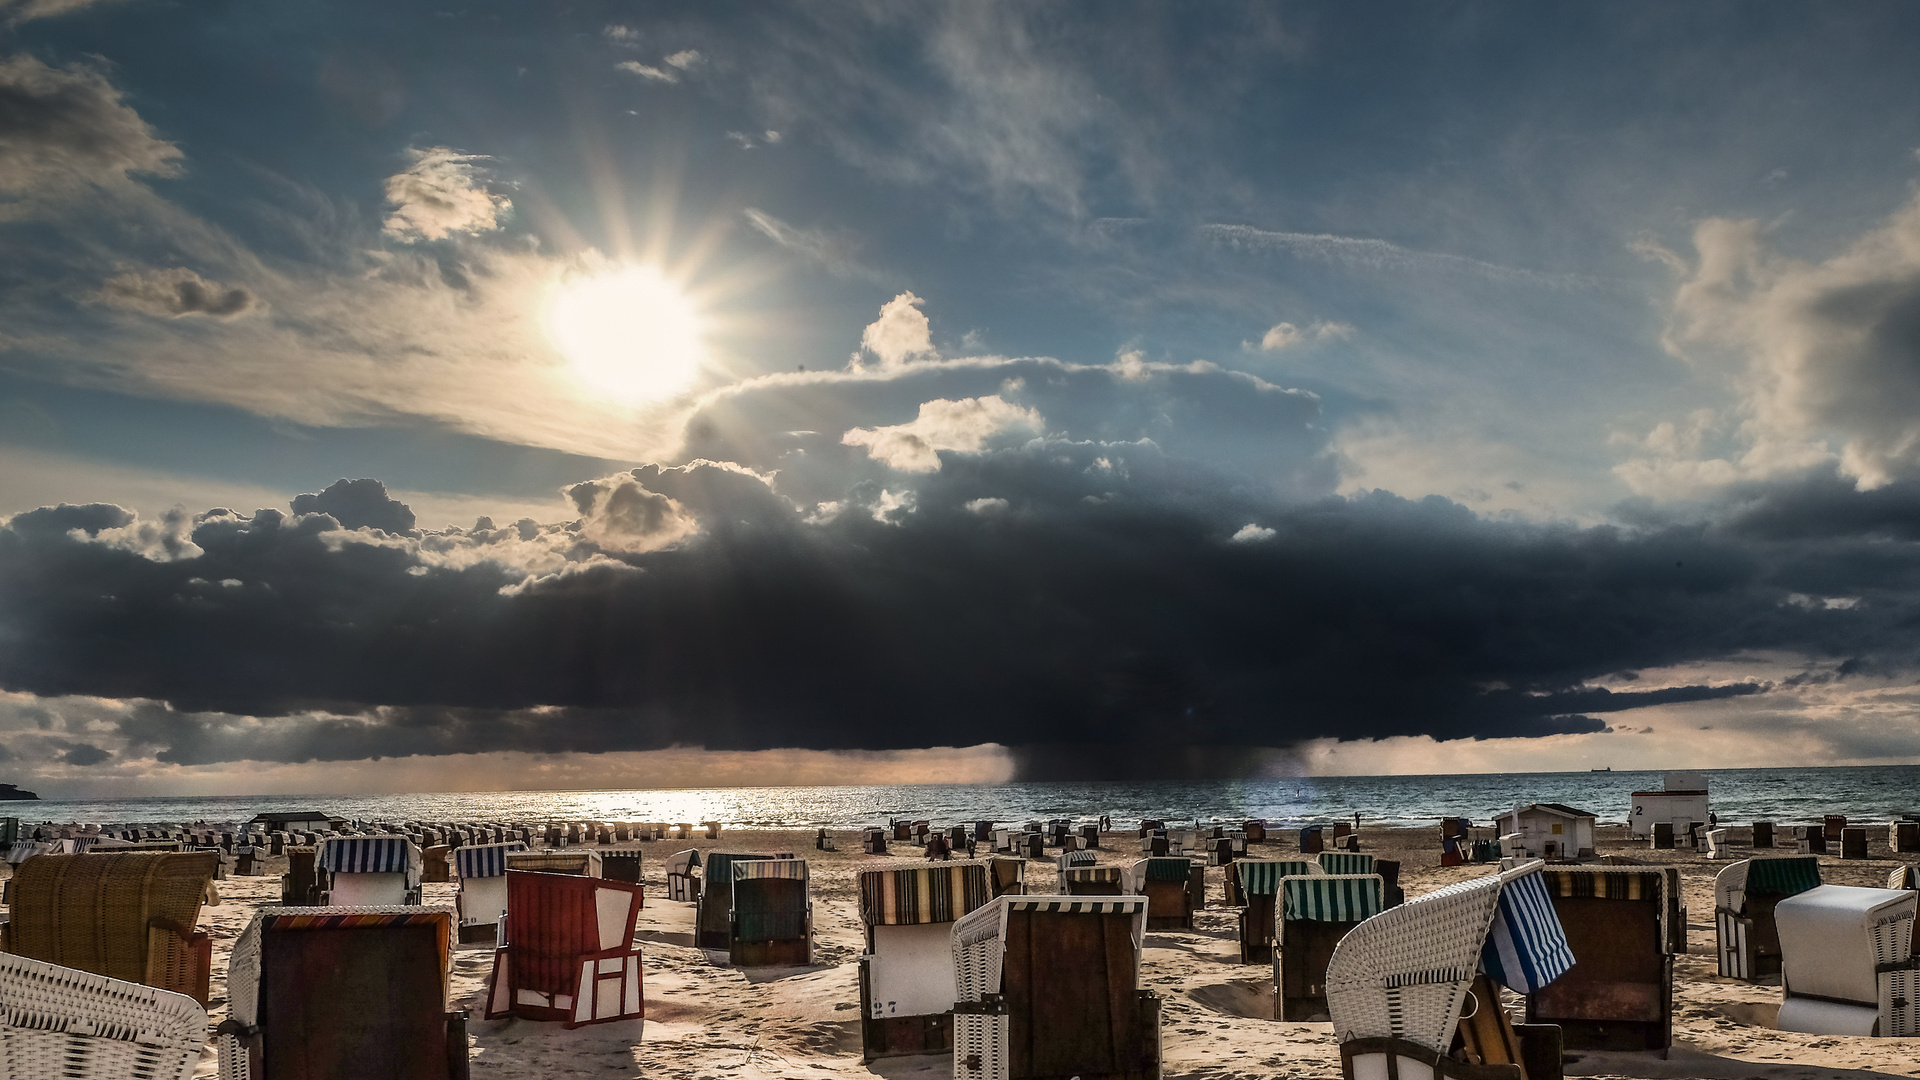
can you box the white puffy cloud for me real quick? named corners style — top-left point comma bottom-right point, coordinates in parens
top-left (381, 147), bottom-right (511, 242)
top-left (841, 395), bottom-right (1044, 472)
top-left (1229, 523), bottom-right (1275, 543)
top-left (1643, 189), bottom-right (1920, 491)
top-left (616, 61), bottom-right (676, 82)
top-left (664, 50), bottom-right (703, 71)
top-left (1257, 319), bottom-right (1354, 351)
top-left (859, 291), bottom-right (938, 368)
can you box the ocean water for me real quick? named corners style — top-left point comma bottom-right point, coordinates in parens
top-left (8, 764), bottom-right (1920, 830)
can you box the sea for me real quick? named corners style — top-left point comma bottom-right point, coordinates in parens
top-left (7, 764), bottom-right (1920, 830)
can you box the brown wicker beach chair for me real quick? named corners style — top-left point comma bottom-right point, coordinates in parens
top-left (2, 850), bottom-right (219, 1005)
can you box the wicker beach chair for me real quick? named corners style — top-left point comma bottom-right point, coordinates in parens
top-left (0, 953), bottom-right (206, 1080)
top-left (665, 849), bottom-right (702, 903)
top-left (988, 856), bottom-right (1027, 898)
top-left (1061, 865), bottom-right (1126, 897)
top-left (1054, 849), bottom-right (1099, 891)
top-left (1319, 851), bottom-right (1376, 876)
top-left (451, 842), bottom-right (526, 944)
top-left (857, 863), bottom-right (991, 1061)
top-left (1326, 861), bottom-right (1572, 1080)
top-left (318, 835), bottom-right (423, 906)
top-left (1275, 873), bottom-right (1385, 1021)
top-left (1128, 857), bottom-right (1204, 930)
top-left (951, 896), bottom-right (1160, 1080)
top-left (484, 871), bottom-right (645, 1028)
top-left (1232, 858), bottom-right (1322, 964)
top-left (1526, 867), bottom-right (1675, 1054)
top-left (217, 906), bottom-right (467, 1079)
top-left (697, 853), bottom-right (779, 949)
top-left (1774, 884), bottom-right (1920, 1036)
top-left (1714, 855), bottom-right (1821, 980)
top-left (2, 850), bottom-right (219, 1005)
top-left (1892, 866), bottom-right (1920, 891)
top-left (730, 858), bottom-right (812, 966)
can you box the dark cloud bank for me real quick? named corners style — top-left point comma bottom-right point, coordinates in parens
top-left (4, 450), bottom-right (1914, 779)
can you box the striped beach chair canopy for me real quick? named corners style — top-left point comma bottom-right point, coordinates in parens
top-left (4, 841), bottom-right (52, 866)
top-left (1482, 864), bottom-right (1575, 994)
top-left (1063, 866), bottom-right (1126, 886)
top-left (952, 895), bottom-right (1149, 1002)
top-left (1281, 874), bottom-right (1384, 923)
top-left (453, 842), bottom-right (526, 880)
top-left (317, 836), bottom-right (421, 883)
top-left (1057, 850), bottom-right (1098, 870)
top-left (734, 858), bottom-right (808, 882)
top-left (1138, 857), bottom-right (1194, 882)
top-left (504, 849), bottom-right (602, 876)
top-left (1733, 855), bottom-right (1823, 907)
top-left (1236, 858), bottom-right (1322, 898)
top-left (859, 863), bottom-right (989, 927)
top-left (1318, 851), bottom-right (1375, 876)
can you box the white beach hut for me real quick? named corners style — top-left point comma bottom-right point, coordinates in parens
top-left (1501, 803), bottom-right (1596, 860)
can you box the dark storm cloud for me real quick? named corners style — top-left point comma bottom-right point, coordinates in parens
top-left (290, 478), bottom-right (416, 534)
top-left (3, 455), bottom-right (1913, 776)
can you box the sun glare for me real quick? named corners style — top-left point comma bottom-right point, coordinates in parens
top-left (546, 266), bottom-right (706, 404)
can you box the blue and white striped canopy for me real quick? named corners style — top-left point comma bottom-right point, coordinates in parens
top-left (1481, 868), bottom-right (1575, 993)
top-left (319, 835), bottom-right (418, 874)
top-left (454, 841), bottom-right (526, 879)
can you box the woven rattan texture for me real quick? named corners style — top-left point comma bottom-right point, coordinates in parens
top-left (0, 952), bottom-right (205, 1080)
top-left (6, 852), bottom-right (218, 993)
top-left (1324, 873), bottom-right (1504, 1053)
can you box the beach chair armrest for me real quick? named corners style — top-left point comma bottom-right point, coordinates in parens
top-left (215, 1017), bottom-right (262, 1080)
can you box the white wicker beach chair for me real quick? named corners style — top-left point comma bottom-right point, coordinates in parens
top-left (453, 841), bottom-right (526, 943)
top-left (0, 953), bottom-right (206, 1080)
top-left (666, 848), bottom-right (702, 902)
top-left (1776, 884), bottom-right (1920, 1036)
top-left (317, 835), bottom-right (423, 906)
top-left (1326, 861), bottom-right (1571, 1080)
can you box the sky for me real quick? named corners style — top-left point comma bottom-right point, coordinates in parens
top-left (6, 3), bottom-right (1920, 796)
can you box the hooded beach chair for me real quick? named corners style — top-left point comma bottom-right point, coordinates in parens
top-left (989, 856), bottom-right (1027, 898)
top-left (1275, 873), bottom-right (1385, 1020)
top-left (484, 870), bottom-right (645, 1027)
top-left (698, 852), bottom-right (781, 949)
top-left (453, 841), bottom-right (527, 944)
top-left (1892, 865), bottom-right (1920, 891)
top-left (1232, 858), bottom-right (1323, 964)
top-left (217, 906), bottom-right (467, 1080)
top-left (504, 848), bottom-right (601, 877)
top-left (666, 848), bottom-right (701, 903)
top-left (0, 953), bottom-right (206, 1080)
top-left (1319, 851), bottom-right (1375, 876)
top-left (1327, 861), bottom-right (1572, 1080)
top-left (857, 863), bottom-right (991, 1061)
top-left (1055, 849), bottom-right (1099, 891)
top-left (318, 835), bottom-right (423, 906)
top-left (1714, 855), bottom-right (1821, 980)
top-left (951, 896), bottom-right (1161, 1080)
top-left (1061, 865), bottom-right (1127, 896)
top-left (730, 858), bottom-right (812, 966)
top-left (1526, 867), bottom-right (1675, 1053)
top-left (2, 850), bottom-right (220, 1005)
top-left (1774, 883), bottom-right (1920, 1036)
top-left (1128, 857), bottom-right (1205, 930)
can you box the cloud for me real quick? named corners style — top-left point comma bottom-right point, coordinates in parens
top-left (0, 54), bottom-right (181, 202)
top-left (664, 50), bottom-right (703, 71)
top-left (616, 61), bottom-right (677, 83)
top-left (741, 208), bottom-right (882, 281)
top-left (1229, 523), bottom-right (1274, 542)
top-left (381, 146), bottom-right (511, 242)
top-left (602, 25), bottom-right (638, 43)
top-left (0, 0), bottom-right (127, 21)
top-left (94, 267), bottom-right (256, 320)
top-left (1257, 320), bottom-right (1354, 351)
top-left (290, 478), bottom-right (416, 534)
top-left (859, 292), bottom-right (938, 368)
top-left (1647, 190), bottom-right (1920, 491)
top-left (842, 395), bottom-right (1043, 472)
top-left (1201, 223), bottom-right (1593, 288)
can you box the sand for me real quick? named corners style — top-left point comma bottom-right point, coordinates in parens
top-left (53, 824), bottom-right (1920, 1079)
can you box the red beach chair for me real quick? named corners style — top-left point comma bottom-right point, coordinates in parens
top-left (486, 870), bottom-right (644, 1028)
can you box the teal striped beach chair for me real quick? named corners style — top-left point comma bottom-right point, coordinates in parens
top-left (1715, 855), bottom-right (1821, 980)
top-left (1318, 851), bottom-right (1375, 876)
top-left (1232, 858), bottom-right (1321, 964)
top-left (1276, 873), bottom-right (1384, 1020)
top-left (1128, 857), bottom-right (1204, 929)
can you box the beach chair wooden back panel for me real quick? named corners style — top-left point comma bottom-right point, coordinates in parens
top-left (698, 853), bottom-right (771, 949)
top-left (5, 850), bottom-right (219, 1005)
top-left (259, 921), bottom-right (449, 1080)
top-left (730, 859), bottom-right (810, 966)
top-left (1002, 908), bottom-right (1152, 1080)
top-left (1277, 875), bottom-right (1385, 1022)
top-left (1526, 869), bottom-right (1671, 1053)
top-left (488, 871), bottom-right (645, 1027)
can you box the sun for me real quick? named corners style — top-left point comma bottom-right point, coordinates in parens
top-left (545, 265), bottom-right (706, 404)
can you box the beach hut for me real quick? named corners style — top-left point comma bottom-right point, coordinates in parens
top-left (2, 850), bottom-right (220, 1005)
top-left (485, 870), bottom-right (645, 1027)
top-left (1773, 884), bottom-right (1920, 1036)
top-left (1715, 855), bottom-right (1821, 980)
top-left (1501, 803), bottom-right (1597, 860)
top-left (1526, 866), bottom-right (1676, 1053)
top-left (1627, 772), bottom-right (1710, 842)
top-left (730, 858), bottom-right (812, 966)
top-left (246, 810), bottom-right (334, 834)
top-left (318, 835), bottom-right (423, 906)
top-left (0, 953), bottom-right (205, 1080)
top-left (666, 849), bottom-right (701, 903)
top-left (1128, 857), bottom-right (1204, 930)
top-left (697, 852), bottom-right (783, 949)
top-left (1232, 858), bottom-right (1322, 963)
top-left (951, 895), bottom-right (1161, 1080)
top-left (857, 863), bottom-right (991, 1061)
top-left (1274, 873), bottom-right (1385, 1021)
top-left (453, 841), bottom-right (527, 943)
top-left (218, 905), bottom-right (467, 1079)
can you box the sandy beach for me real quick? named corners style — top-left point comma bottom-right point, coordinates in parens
top-left (52, 823), bottom-right (1895, 1080)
